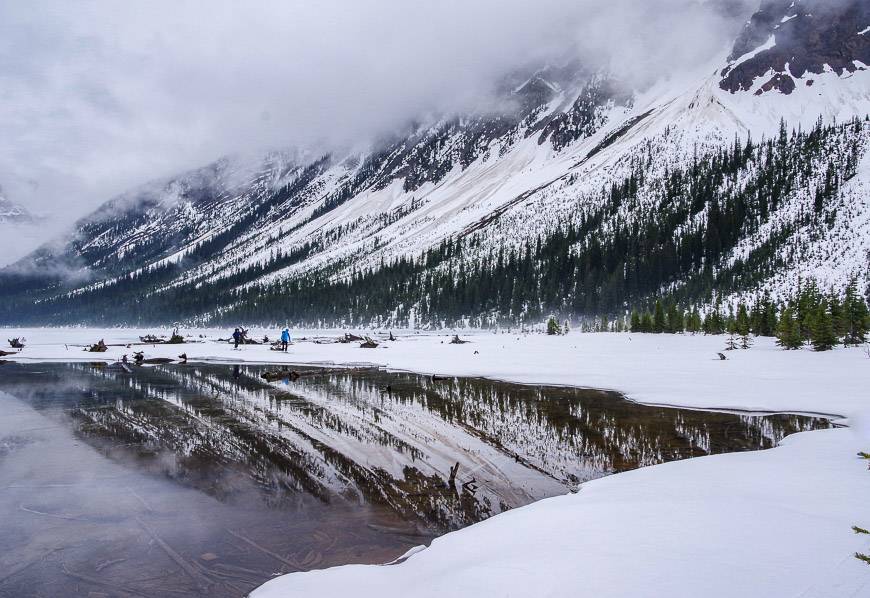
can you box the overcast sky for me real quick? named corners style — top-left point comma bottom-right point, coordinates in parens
top-left (0, 0), bottom-right (753, 264)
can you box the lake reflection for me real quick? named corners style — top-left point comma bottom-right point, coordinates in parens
top-left (0, 362), bottom-right (831, 597)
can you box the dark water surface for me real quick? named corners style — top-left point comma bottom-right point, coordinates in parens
top-left (0, 362), bottom-right (832, 597)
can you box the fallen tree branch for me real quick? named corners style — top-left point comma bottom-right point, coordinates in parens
top-left (126, 487), bottom-right (153, 513)
top-left (19, 504), bottom-right (81, 521)
top-left (226, 529), bottom-right (301, 571)
top-left (0, 548), bottom-right (61, 585)
top-left (94, 557), bottom-right (127, 572)
top-left (61, 564), bottom-right (151, 597)
top-left (136, 518), bottom-right (211, 591)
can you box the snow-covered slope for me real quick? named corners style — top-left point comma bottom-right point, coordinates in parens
top-left (2, 0), bottom-right (868, 326)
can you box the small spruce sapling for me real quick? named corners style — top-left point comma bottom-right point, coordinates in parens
top-left (725, 334), bottom-right (739, 351)
top-left (736, 303), bottom-right (752, 349)
top-left (546, 316), bottom-right (562, 336)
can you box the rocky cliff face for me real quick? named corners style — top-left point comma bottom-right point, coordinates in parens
top-left (721, 0), bottom-right (870, 95)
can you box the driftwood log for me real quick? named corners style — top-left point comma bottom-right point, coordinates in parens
top-left (0, 350), bottom-right (16, 357)
top-left (85, 340), bottom-right (108, 353)
top-left (449, 335), bottom-right (469, 344)
top-left (8, 338), bottom-right (25, 349)
top-left (360, 336), bottom-right (379, 349)
top-left (141, 329), bottom-right (186, 344)
top-left (132, 351), bottom-right (173, 365)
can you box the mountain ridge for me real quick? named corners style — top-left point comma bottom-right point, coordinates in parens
top-left (2, 1), bottom-right (869, 326)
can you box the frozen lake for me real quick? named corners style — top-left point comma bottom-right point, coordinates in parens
top-left (0, 361), bottom-right (832, 596)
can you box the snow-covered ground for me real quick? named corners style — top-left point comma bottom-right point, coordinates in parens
top-left (3, 328), bottom-right (870, 597)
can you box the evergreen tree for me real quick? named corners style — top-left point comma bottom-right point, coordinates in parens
top-left (630, 309), bottom-right (641, 333)
top-left (546, 315), bottom-right (562, 336)
top-left (844, 278), bottom-right (870, 346)
top-left (653, 300), bottom-right (666, 334)
top-left (640, 311), bottom-right (653, 333)
top-left (810, 301), bottom-right (837, 352)
top-left (763, 298), bottom-right (778, 337)
top-left (686, 307), bottom-right (701, 334)
top-left (666, 303), bottom-right (683, 333)
top-left (726, 305), bottom-right (737, 335)
top-left (829, 291), bottom-right (847, 339)
top-left (751, 293), bottom-right (778, 337)
top-left (776, 307), bottom-right (803, 350)
top-left (796, 280), bottom-right (821, 341)
top-left (704, 305), bottom-right (725, 335)
top-left (735, 303), bottom-right (750, 337)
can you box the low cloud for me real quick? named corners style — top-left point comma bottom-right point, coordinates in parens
top-left (0, 0), bottom-right (756, 266)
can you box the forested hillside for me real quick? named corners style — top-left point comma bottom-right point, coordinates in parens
top-left (2, 117), bottom-right (867, 328)
top-left (1, 0), bottom-right (869, 328)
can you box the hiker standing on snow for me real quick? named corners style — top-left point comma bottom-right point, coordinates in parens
top-left (232, 328), bottom-right (242, 350)
top-left (280, 327), bottom-right (290, 352)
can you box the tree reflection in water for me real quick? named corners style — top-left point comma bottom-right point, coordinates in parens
top-left (0, 363), bottom-right (832, 597)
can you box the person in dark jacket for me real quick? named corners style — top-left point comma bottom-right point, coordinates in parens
top-left (232, 328), bottom-right (242, 350)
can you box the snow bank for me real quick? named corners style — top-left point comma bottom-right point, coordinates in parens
top-left (4, 328), bottom-right (870, 597)
top-left (254, 428), bottom-right (870, 598)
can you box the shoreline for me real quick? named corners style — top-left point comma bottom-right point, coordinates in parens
top-left (5, 354), bottom-right (850, 423)
top-left (4, 328), bottom-right (870, 597)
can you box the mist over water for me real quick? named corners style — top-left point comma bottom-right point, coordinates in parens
top-left (0, 361), bottom-right (829, 596)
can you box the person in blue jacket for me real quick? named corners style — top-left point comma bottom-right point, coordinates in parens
top-left (232, 328), bottom-right (242, 350)
top-left (280, 327), bottom-right (291, 352)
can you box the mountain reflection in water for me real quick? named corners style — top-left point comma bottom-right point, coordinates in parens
top-left (0, 362), bottom-right (831, 597)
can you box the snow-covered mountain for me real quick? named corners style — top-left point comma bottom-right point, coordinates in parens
top-left (2, 0), bottom-right (869, 326)
top-left (0, 187), bottom-right (39, 225)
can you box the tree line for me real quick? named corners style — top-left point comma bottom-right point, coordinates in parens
top-left (616, 278), bottom-right (869, 351)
